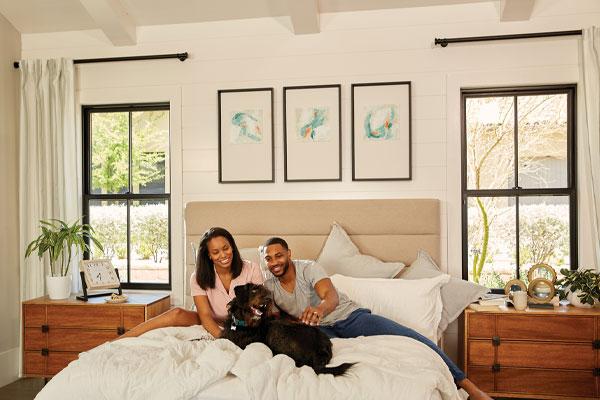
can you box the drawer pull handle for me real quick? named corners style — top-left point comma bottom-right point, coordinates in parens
top-left (41, 325), bottom-right (49, 333)
top-left (492, 336), bottom-right (500, 346)
top-left (593, 340), bottom-right (600, 349)
top-left (492, 364), bottom-right (501, 372)
top-left (117, 327), bottom-right (125, 335)
top-left (41, 348), bottom-right (49, 356)
top-left (594, 368), bottom-right (600, 377)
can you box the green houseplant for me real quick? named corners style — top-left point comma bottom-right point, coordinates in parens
top-left (555, 268), bottom-right (600, 308)
top-left (25, 219), bottom-right (103, 299)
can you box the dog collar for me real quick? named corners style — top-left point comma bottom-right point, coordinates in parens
top-left (230, 315), bottom-right (247, 331)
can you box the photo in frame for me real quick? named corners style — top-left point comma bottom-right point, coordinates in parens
top-left (283, 84), bottom-right (341, 182)
top-left (218, 88), bottom-right (274, 183)
top-left (351, 81), bottom-right (412, 181)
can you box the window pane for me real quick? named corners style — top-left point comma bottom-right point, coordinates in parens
top-left (131, 110), bottom-right (170, 194)
top-left (467, 196), bottom-right (516, 289)
top-left (465, 97), bottom-right (515, 190)
top-left (88, 200), bottom-right (128, 282)
top-left (130, 200), bottom-right (169, 283)
top-left (518, 196), bottom-right (570, 285)
top-left (91, 112), bottom-right (129, 194)
top-left (517, 94), bottom-right (568, 189)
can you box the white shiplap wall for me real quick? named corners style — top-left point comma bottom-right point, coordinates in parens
top-left (19, 0), bottom-right (600, 361)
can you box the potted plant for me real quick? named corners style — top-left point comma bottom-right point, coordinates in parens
top-left (555, 268), bottom-right (600, 308)
top-left (25, 219), bottom-right (103, 299)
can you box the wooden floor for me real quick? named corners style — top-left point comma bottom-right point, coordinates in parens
top-left (0, 379), bottom-right (44, 400)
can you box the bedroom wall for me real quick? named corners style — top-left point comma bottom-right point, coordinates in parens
top-left (19, 0), bottom-right (600, 363)
top-left (0, 12), bottom-right (21, 387)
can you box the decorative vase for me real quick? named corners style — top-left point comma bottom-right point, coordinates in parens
top-left (46, 275), bottom-right (71, 300)
top-left (566, 289), bottom-right (594, 308)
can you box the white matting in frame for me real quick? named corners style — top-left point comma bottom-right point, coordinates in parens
top-left (218, 88), bottom-right (274, 183)
top-left (352, 81), bottom-right (412, 181)
top-left (284, 84), bottom-right (341, 182)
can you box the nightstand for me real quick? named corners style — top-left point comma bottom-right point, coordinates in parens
top-left (22, 293), bottom-right (170, 377)
top-left (464, 305), bottom-right (600, 400)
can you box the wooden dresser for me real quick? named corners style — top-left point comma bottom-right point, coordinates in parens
top-left (464, 305), bottom-right (600, 399)
top-left (23, 293), bottom-right (170, 377)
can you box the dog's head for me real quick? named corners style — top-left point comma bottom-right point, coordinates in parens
top-left (227, 283), bottom-right (272, 328)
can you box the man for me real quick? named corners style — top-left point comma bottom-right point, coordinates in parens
top-left (263, 237), bottom-right (493, 400)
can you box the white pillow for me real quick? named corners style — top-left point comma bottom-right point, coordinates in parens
top-left (317, 222), bottom-right (405, 278)
top-left (239, 247), bottom-right (261, 265)
top-left (399, 250), bottom-right (489, 334)
top-left (330, 274), bottom-right (450, 342)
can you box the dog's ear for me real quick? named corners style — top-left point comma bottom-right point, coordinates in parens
top-left (234, 284), bottom-right (249, 300)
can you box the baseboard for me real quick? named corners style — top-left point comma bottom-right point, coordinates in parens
top-left (0, 347), bottom-right (19, 388)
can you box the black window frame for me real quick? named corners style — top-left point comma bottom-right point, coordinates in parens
top-left (461, 85), bottom-right (577, 292)
top-left (82, 102), bottom-right (171, 290)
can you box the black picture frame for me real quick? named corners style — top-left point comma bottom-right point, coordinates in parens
top-left (283, 84), bottom-right (342, 182)
top-left (351, 81), bottom-right (412, 181)
top-left (218, 87), bottom-right (274, 183)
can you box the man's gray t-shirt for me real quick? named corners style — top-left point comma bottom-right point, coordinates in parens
top-left (264, 259), bottom-right (359, 326)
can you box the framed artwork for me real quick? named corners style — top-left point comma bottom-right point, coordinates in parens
top-left (283, 84), bottom-right (341, 182)
top-left (218, 88), bottom-right (274, 183)
top-left (351, 81), bottom-right (412, 181)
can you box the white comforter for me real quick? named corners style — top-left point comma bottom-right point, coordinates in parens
top-left (37, 326), bottom-right (463, 400)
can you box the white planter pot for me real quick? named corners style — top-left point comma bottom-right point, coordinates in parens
top-left (46, 275), bottom-right (71, 300)
top-left (566, 289), bottom-right (594, 308)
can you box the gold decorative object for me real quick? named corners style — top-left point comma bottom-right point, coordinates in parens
top-left (527, 263), bottom-right (557, 284)
top-left (527, 278), bottom-right (556, 304)
top-left (504, 279), bottom-right (527, 295)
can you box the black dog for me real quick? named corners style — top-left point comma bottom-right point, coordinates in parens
top-left (222, 283), bottom-right (354, 376)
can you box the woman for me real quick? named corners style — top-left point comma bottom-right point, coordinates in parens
top-left (121, 227), bottom-right (264, 338)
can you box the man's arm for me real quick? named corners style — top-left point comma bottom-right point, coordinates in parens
top-left (300, 277), bottom-right (339, 325)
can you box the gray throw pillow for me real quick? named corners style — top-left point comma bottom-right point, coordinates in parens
top-left (317, 222), bottom-right (405, 278)
top-left (399, 250), bottom-right (489, 333)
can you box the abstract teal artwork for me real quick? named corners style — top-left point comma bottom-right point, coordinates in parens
top-left (295, 107), bottom-right (330, 142)
top-left (230, 110), bottom-right (263, 144)
top-left (363, 104), bottom-right (399, 140)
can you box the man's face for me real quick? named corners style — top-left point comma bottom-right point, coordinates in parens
top-left (264, 243), bottom-right (291, 278)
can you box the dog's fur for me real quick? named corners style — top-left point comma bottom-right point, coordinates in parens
top-left (221, 283), bottom-right (354, 376)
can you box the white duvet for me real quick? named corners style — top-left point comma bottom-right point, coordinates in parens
top-left (37, 326), bottom-right (464, 400)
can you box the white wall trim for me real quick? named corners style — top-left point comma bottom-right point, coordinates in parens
top-left (77, 83), bottom-right (184, 306)
top-left (0, 347), bottom-right (19, 388)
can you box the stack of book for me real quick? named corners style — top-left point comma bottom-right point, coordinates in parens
top-left (469, 293), bottom-right (509, 310)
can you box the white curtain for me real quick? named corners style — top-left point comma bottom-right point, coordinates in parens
top-left (581, 27), bottom-right (600, 270)
top-left (19, 59), bottom-right (80, 300)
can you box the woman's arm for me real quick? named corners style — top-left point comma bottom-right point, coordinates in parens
top-left (300, 278), bottom-right (339, 325)
top-left (194, 295), bottom-right (223, 338)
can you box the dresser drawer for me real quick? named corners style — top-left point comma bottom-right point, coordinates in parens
top-left (23, 351), bottom-right (45, 375)
top-left (47, 352), bottom-right (79, 375)
top-left (23, 305), bottom-right (46, 327)
top-left (495, 367), bottom-right (597, 398)
top-left (48, 328), bottom-right (118, 352)
top-left (47, 305), bottom-right (121, 328)
top-left (467, 340), bottom-right (494, 366)
top-left (24, 328), bottom-right (46, 350)
top-left (123, 307), bottom-right (145, 329)
top-left (497, 315), bottom-right (594, 342)
top-left (497, 342), bottom-right (595, 370)
top-left (468, 313), bottom-right (495, 338)
top-left (466, 366), bottom-right (494, 393)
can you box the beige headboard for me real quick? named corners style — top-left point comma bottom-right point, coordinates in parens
top-left (184, 199), bottom-right (440, 307)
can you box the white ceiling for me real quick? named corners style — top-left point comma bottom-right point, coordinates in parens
top-left (0, 0), bottom-right (532, 45)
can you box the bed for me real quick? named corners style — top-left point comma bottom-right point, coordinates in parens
top-left (36, 199), bottom-right (468, 400)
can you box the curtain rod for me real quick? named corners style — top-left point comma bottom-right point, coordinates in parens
top-left (434, 29), bottom-right (582, 47)
top-left (13, 52), bottom-right (188, 69)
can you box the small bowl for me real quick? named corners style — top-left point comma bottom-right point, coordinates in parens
top-left (105, 294), bottom-right (128, 304)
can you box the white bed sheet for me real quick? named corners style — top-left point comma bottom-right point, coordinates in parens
top-left (36, 326), bottom-right (463, 400)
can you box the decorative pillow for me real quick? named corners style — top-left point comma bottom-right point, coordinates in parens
top-left (399, 250), bottom-right (489, 333)
top-left (317, 222), bottom-right (405, 278)
top-left (330, 274), bottom-right (449, 342)
top-left (239, 247), bottom-right (261, 265)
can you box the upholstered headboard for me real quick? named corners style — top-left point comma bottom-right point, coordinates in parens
top-left (183, 199), bottom-right (440, 307)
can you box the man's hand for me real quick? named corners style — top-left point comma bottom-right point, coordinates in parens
top-left (301, 306), bottom-right (324, 326)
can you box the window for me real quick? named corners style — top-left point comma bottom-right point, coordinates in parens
top-left (83, 103), bottom-right (171, 289)
top-left (461, 86), bottom-right (576, 291)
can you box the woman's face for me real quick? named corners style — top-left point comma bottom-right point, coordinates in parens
top-left (207, 236), bottom-right (234, 270)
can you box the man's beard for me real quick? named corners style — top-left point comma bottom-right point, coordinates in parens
top-left (272, 259), bottom-right (290, 277)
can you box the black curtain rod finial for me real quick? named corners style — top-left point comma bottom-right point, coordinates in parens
top-left (13, 61), bottom-right (19, 69)
top-left (434, 38), bottom-right (448, 48)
